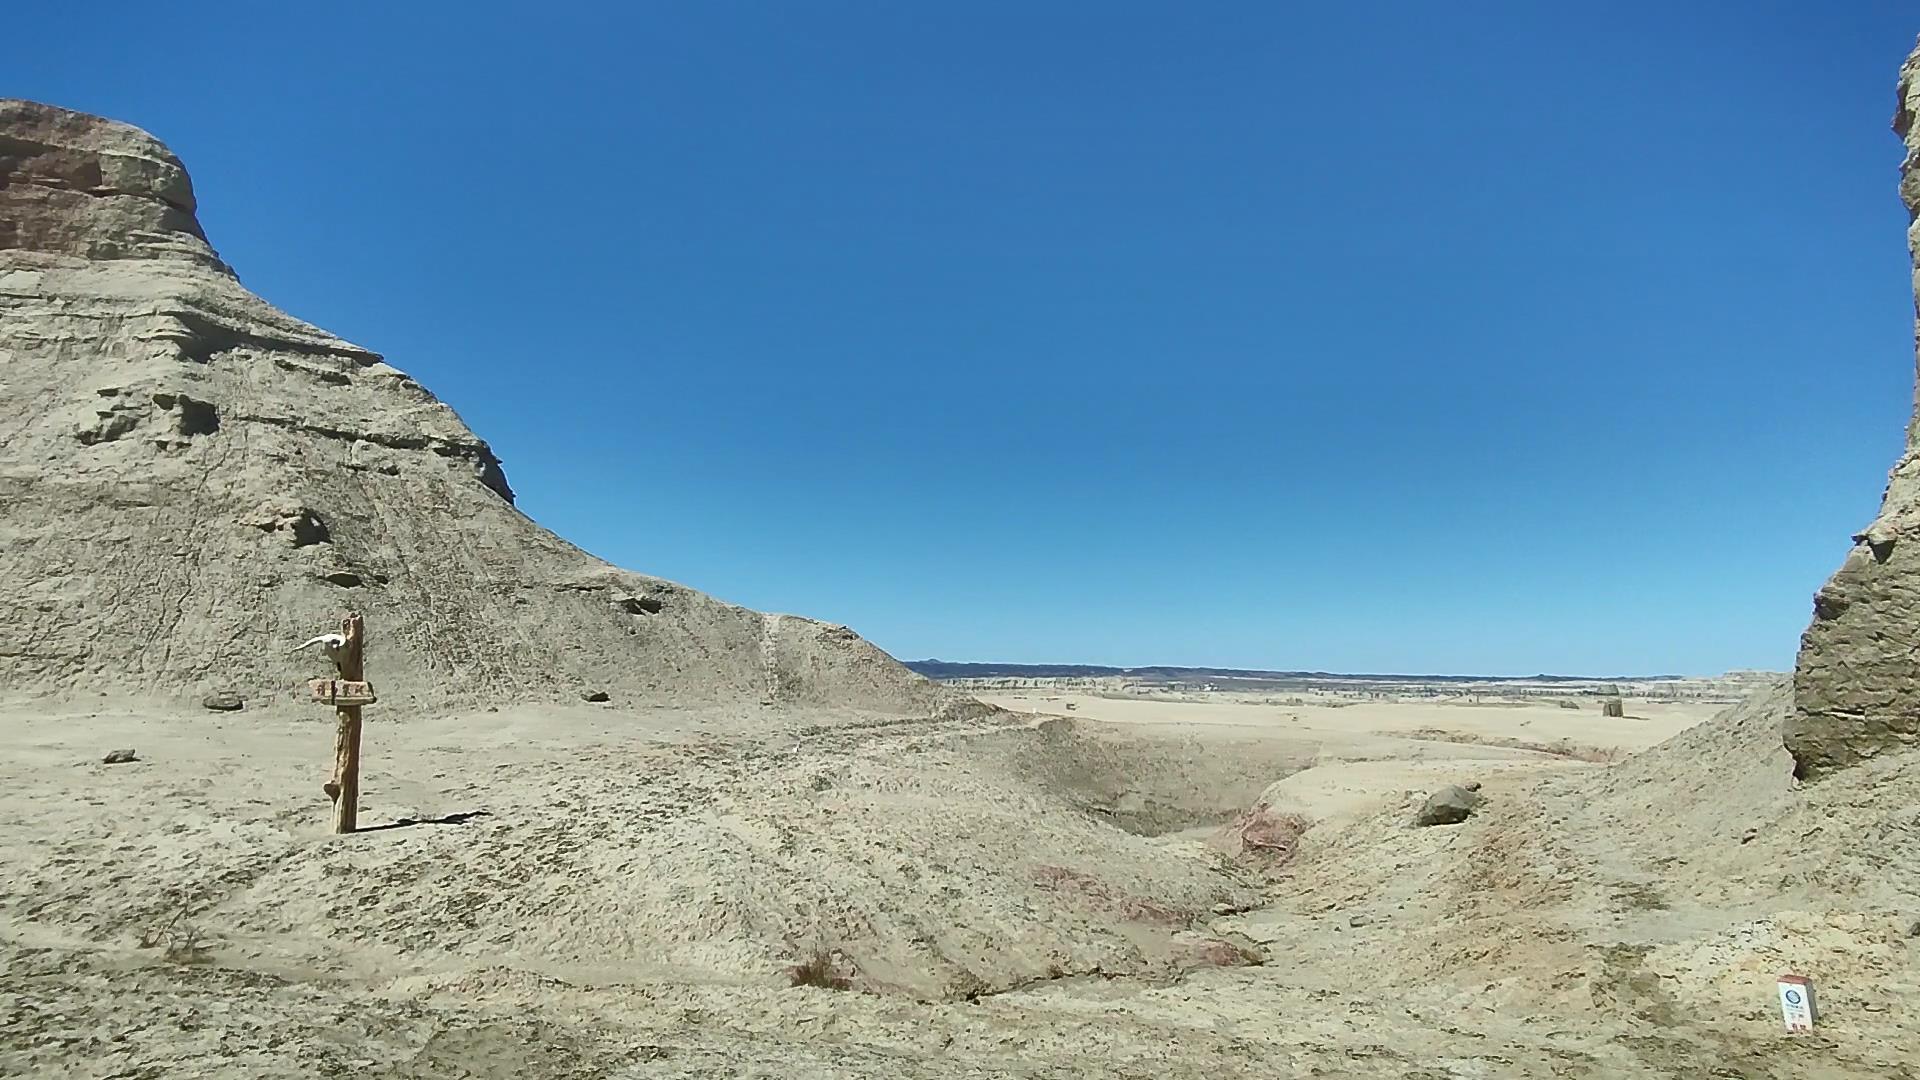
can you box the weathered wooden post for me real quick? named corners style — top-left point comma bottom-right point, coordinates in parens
top-left (303, 612), bottom-right (376, 834)
top-left (330, 613), bottom-right (365, 833)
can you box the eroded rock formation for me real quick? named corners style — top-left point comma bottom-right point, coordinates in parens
top-left (0, 99), bottom-right (952, 713)
top-left (1788, 41), bottom-right (1920, 777)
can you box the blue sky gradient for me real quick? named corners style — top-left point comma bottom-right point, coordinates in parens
top-left (13, 3), bottom-right (1918, 674)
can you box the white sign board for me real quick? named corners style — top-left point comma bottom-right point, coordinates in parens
top-left (1777, 975), bottom-right (1815, 1032)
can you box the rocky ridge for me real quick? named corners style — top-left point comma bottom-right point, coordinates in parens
top-left (1790, 39), bottom-right (1920, 777)
top-left (0, 98), bottom-right (953, 714)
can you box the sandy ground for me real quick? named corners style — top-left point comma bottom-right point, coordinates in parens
top-left (979, 690), bottom-right (1718, 820)
top-left (4, 686), bottom-right (1917, 1077)
top-left (978, 688), bottom-right (1716, 744)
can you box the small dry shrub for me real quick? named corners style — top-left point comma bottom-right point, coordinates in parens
top-left (787, 944), bottom-right (852, 990)
top-left (136, 904), bottom-right (212, 965)
top-left (1612, 881), bottom-right (1670, 912)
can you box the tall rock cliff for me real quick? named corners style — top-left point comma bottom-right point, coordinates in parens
top-left (0, 99), bottom-right (952, 714)
top-left (1788, 41), bottom-right (1920, 777)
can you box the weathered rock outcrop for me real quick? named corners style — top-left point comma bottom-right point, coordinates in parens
top-left (1413, 784), bottom-right (1481, 827)
top-left (1788, 41), bottom-right (1920, 777)
top-left (0, 99), bottom-right (953, 714)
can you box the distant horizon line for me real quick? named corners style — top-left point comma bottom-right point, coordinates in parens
top-left (902, 659), bottom-right (1784, 684)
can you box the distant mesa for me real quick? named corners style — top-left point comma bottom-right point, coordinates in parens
top-left (905, 660), bottom-right (1745, 685)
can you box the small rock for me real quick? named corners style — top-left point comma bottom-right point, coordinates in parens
top-left (102, 749), bottom-right (138, 764)
top-left (1415, 785), bottom-right (1483, 827)
top-left (1463, 781), bottom-right (1483, 792)
top-left (201, 692), bottom-right (244, 712)
top-left (240, 499), bottom-right (330, 547)
top-left (1211, 902), bottom-right (1236, 916)
top-left (581, 690), bottom-right (610, 703)
top-left (1348, 914), bottom-right (1373, 928)
top-left (615, 595), bottom-right (663, 615)
top-left (1907, 919), bottom-right (1920, 938)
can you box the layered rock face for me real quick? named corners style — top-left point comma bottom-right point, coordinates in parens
top-left (1788, 42), bottom-right (1920, 777)
top-left (0, 99), bottom-right (950, 713)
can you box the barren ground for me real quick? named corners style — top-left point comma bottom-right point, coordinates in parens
top-left (4, 685), bottom-right (1917, 1078)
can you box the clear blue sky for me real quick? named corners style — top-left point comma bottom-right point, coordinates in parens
top-left (14, 3), bottom-right (1917, 675)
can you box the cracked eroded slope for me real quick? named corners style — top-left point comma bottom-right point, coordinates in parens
top-left (0, 98), bottom-right (952, 714)
top-left (1790, 40), bottom-right (1920, 776)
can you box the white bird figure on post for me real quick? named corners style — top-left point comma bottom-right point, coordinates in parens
top-left (291, 632), bottom-right (348, 665)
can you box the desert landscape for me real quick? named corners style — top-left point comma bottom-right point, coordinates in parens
top-left (5, 32), bottom-right (1920, 1080)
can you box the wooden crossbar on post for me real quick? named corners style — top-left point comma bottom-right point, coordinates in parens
top-left (326, 613), bottom-right (366, 834)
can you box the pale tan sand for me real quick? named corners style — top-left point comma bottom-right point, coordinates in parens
top-left (978, 691), bottom-right (1722, 821)
top-left (6, 684), bottom-right (1919, 1078)
top-left (978, 689), bottom-right (1717, 747)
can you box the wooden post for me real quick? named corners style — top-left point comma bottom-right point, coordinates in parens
top-left (325, 613), bottom-right (366, 834)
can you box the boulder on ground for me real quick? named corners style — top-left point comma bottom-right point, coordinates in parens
top-left (1415, 785), bottom-right (1482, 826)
